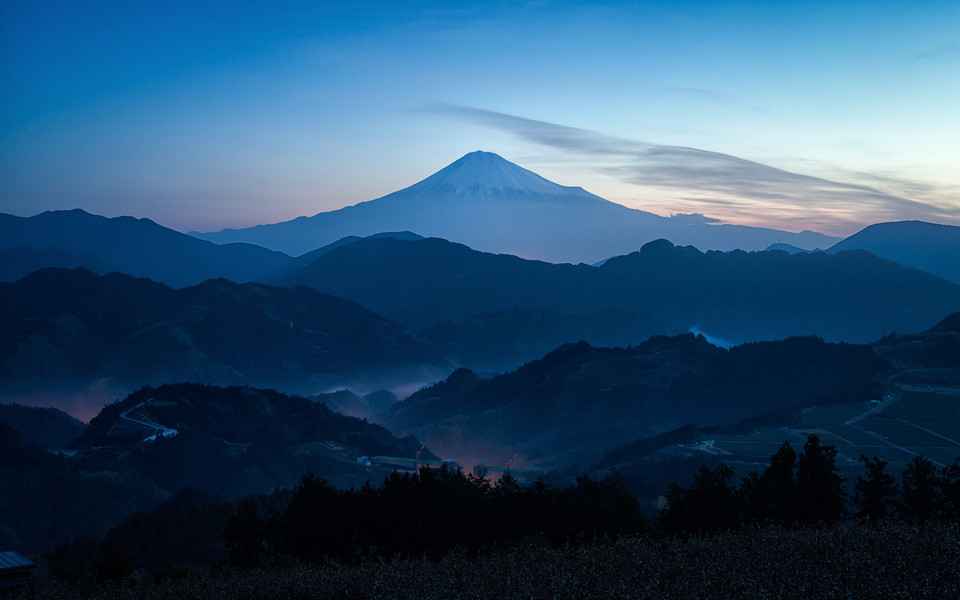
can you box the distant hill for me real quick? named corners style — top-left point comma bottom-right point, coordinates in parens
top-left (75, 384), bottom-right (433, 495)
top-left (283, 234), bottom-right (960, 367)
top-left (314, 388), bottom-right (399, 420)
top-left (1, 383), bottom-right (433, 552)
top-left (198, 151), bottom-right (836, 263)
top-left (385, 335), bottom-right (887, 469)
top-left (830, 221), bottom-right (960, 283)
top-left (933, 312), bottom-right (960, 333)
top-left (0, 269), bottom-right (447, 416)
top-left (0, 418), bottom-right (167, 553)
top-left (292, 231), bottom-right (425, 266)
top-left (597, 240), bottom-right (960, 342)
top-left (0, 209), bottom-right (295, 287)
top-left (0, 403), bottom-right (85, 448)
top-left (0, 246), bottom-right (103, 281)
top-left (591, 315), bottom-right (960, 505)
top-left (766, 242), bottom-right (811, 254)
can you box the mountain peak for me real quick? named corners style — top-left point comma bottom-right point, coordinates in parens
top-left (412, 151), bottom-right (575, 195)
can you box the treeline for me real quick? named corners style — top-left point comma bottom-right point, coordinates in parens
top-left (47, 435), bottom-right (960, 586)
top-left (661, 435), bottom-right (960, 533)
top-left (48, 468), bottom-right (644, 584)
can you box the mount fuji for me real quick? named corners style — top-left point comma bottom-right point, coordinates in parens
top-left (198, 151), bottom-right (836, 263)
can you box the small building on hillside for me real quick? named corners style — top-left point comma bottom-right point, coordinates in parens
top-left (0, 551), bottom-right (35, 594)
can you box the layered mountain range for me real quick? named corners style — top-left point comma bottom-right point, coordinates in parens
top-left (382, 334), bottom-right (889, 470)
top-left (0, 268), bottom-right (447, 418)
top-left (283, 234), bottom-right (960, 367)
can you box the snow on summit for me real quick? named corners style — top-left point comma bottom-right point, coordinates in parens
top-left (411, 151), bottom-right (578, 195)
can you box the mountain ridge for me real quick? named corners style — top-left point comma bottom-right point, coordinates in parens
top-left (830, 220), bottom-right (960, 283)
top-left (281, 234), bottom-right (960, 368)
top-left (0, 268), bottom-right (449, 418)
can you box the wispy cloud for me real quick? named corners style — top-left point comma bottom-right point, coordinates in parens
top-left (428, 104), bottom-right (959, 234)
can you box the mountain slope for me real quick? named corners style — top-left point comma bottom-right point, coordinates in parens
top-left (1, 384), bottom-right (435, 552)
top-left (0, 403), bottom-right (85, 448)
top-left (198, 151), bottom-right (836, 262)
top-left (283, 235), bottom-right (960, 367)
top-left (0, 209), bottom-right (295, 287)
top-left (75, 384), bottom-right (432, 495)
top-left (385, 335), bottom-right (887, 469)
top-left (0, 269), bottom-right (447, 416)
top-left (830, 221), bottom-right (960, 283)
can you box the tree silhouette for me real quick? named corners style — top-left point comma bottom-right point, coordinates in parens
top-left (900, 457), bottom-right (943, 523)
top-left (742, 442), bottom-right (798, 524)
top-left (942, 461), bottom-right (960, 520)
top-left (660, 464), bottom-right (741, 533)
top-left (854, 456), bottom-right (897, 524)
top-left (796, 435), bottom-right (845, 524)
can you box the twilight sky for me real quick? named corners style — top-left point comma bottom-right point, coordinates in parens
top-left (2, 0), bottom-right (958, 235)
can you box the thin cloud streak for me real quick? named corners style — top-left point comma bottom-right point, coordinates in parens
top-left (428, 104), bottom-right (959, 234)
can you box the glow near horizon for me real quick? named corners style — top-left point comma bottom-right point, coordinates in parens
top-left (1, 1), bottom-right (958, 235)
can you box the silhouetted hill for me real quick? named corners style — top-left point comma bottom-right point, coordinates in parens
top-left (933, 312), bottom-right (960, 333)
top-left (313, 388), bottom-right (400, 420)
top-left (591, 314), bottom-right (960, 503)
top-left (872, 311), bottom-right (960, 375)
top-left (198, 151), bottom-right (836, 262)
top-left (1, 384), bottom-right (434, 552)
top-left (830, 221), bottom-right (960, 283)
top-left (284, 235), bottom-right (960, 367)
top-left (286, 235), bottom-right (601, 328)
top-left (385, 335), bottom-right (886, 469)
top-left (0, 209), bottom-right (295, 287)
top-left (0, 404), bottom-right (84, 448)
top-left (0, 418), bottom-right (166, 553)
top-left (74, 384), bottom-right (434, 496)
top-left (290, 231), bottom-right (425, 268)
top-left (766, 242), bottom-right (810, 254)
top-left (0, 269), bottom-right (447, 414)
top-left (0, 246), bottom-right (103, 281)
top-left (598, 240), bottom-right (960, 342)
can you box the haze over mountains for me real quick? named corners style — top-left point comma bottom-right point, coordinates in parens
top-left (384, 334), bottom-right (887, 470)
top-left (198, 152), bottom-right (837, 263)
top-left (0, 269), bottom-right (446, 418)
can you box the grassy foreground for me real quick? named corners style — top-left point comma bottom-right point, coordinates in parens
top-left (28, 523), bottom-right (960, 600)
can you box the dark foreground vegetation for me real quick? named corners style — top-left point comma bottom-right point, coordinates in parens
top-left (24, 524), bottom-right (960, 600)
top-left (24, 434), bottom-right (960, 598)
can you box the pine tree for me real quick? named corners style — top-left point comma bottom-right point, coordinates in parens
top-left (796, 434), bottom-right (846, 524)
top-left (900, 457), bottom-right (943, 523)
top-left (942, 461), bottom-right (960, 520)
top-left (660, 464), bottom-right (741, 533)
top-left (854, 455), bottom-right (897, 523)
top-left (741, 442), bottom-right (798, 524)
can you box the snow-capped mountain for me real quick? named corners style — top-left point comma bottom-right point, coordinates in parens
top-left (198, 151), bottom-right (836, 263)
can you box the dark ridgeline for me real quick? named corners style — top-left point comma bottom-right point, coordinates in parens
top-left (0, 404), bottom-right (84, 449)
top-left (384, 334), bottom-right (887, 469)
top-left (2, 383), bottom-right (433, 554)
top-left (831, 220), bottom-right (960, 283)
top-left (284, 234), bottom-right (960, 368)
top-left (0, 210), bottom-right (294, 287)
top-left (0, 268), bottom-right (447, 398)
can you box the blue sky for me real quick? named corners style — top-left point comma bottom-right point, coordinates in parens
top-left (2, 0), bottom-right (958, 234)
